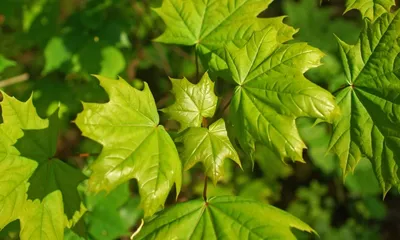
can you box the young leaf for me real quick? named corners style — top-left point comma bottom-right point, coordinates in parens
top-left (135, 196), bottom-right (315, 240)
top-left (75, 75), bottom-right (182, 217)
top-left (154, 0), bottom-right (296, 75)
top-left (176, 119), bottom-right (240, 184)
top-left (328, 11), bottom-right (400, 193)
top-left (162, 73), bottom-right (218, 130)
top-left (226, 28), bottom-right (339, 161)
top-left (19, 191), bottom-right (64, 240)
top-left (0, 55), bottom-right (16, 73)
top-left (344, 0), bottom-right (395, 22)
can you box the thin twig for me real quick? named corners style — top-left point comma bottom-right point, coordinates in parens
top-left (203, 176), bottom-right (208, 202)
top-left (0, 73), bottom-right (29, 88)
top-left (195, 50), bottom-right (199, 82)
top-left (331, 84), bottom-right (349, 95)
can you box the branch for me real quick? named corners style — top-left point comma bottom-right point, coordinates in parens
top-left (0, 73), bottom-right (29, 88)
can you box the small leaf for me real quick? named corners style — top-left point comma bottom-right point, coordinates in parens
top-left (75, 75), bottom-right (182, 217)
top-left (162, 72), bottom-right (218, 130)
top-left (135, 196), bottom-right (315, 240)
top-left (0, 55), bottom-right (16, 73)
top-left (344, 0), bottom-right (395, 22)
top-left (19, 191), bottom-right (64, 240)
top-left (328, 11), bottom-right (400, 192)
top-left (176, 119), bottom-right (240, 184)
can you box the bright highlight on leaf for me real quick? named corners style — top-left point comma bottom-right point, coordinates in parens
top-left (329, 11), bottom-right (400, 193)
top-left (162, 72), bottom-right (218, 130)
top-left (176, 119), bottom-right (241, 184)
top-left (226, 28), bottom-right (339, 161)
top-left (344, 0), bottom-right (395, 22)
top-left (75, 75), bottom-right (182, 217)
top-left (135, 196), bottom-right (315, 240)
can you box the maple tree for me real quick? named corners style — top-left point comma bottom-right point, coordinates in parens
top-left (0, 0), bottom-right (399, 239)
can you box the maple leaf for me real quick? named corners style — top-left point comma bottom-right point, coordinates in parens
top-left (328, 11), bottom-right (400, 193)
top-left (75, 75), bottom-right (182, 217)
top-left (225, 28), bottom-right (339, 161)
top-left (19, 191), bottom-right (64, 240)
top-left (344, 0), bottom-right (395, 22)
top-left (0, 93), bottom-right (82, 238)
top-left (154, 0), bottom-right (297, 76)
top-left (0, 93), bottom-right (47, 230)
top-left (135, 196), bottom-right (315, 240)
top-left (176, 119), bottom-right (241, 184)
top-left (14, 109), bottom-right (87, 224)
top-left (161, 72), bottom-right (218, 130)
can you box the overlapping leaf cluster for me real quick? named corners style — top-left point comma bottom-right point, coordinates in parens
top-left (3, 0), bottom-right (399, 239)
top-left (0, 93), bottom-right (85, 239)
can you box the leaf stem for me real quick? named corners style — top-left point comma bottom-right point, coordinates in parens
top-left (203, 175), bottom-right (208, 202)
top-left (195, 50), bottom-right (199, 83)
top-left (0, 73), bottom-right (29, 88)
top-left (331, 84), bottom-right (348, 95)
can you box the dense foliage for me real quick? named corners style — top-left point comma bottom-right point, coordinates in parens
top-left (0, 0), bottom-right (399, 239)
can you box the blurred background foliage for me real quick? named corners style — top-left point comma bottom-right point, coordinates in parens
top-left (0, 0), bottom-right (399, 239)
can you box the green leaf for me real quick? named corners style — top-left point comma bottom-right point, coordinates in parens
top-left (43, 37), bottom-right (72, 75)
top-left (75, 75), bottom-right (182, 217)
top-left (19, 191), bottom-right (64, 240)
top-left (0, 93), bottom-right (86, 235)
top-left (0, 55), bottom-right (16, 73)
top-left (98, 46), bottom-right (126, 78)
top-left (1, 93), bottom-right (48, 140)
top-left (162, 72), bottom-right (218, 130)
top-left (0, 93), bottom-right (47, 230)
top-left (135, 196), bottom-right (315, 240)
top-left (344, 0), bottom-right (395, 22)
top-left (283, 0), bottom-right (361, 52)
top-left (14, 110), bottom-right (86, 222)
top-left (0, 125), bottom-right (37, 230)
top-left (226, 28), bottom-right (338, 161)
top-left (328, 11), bottom-right (400, 193)
top-left (155, 0), bottom-right (296, 75)
top-left (176, 118), bottom-right (240, 184)
top-left (85, 183), bottom-right (142, 240)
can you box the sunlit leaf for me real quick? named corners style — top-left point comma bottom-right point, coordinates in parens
top-left (162, 72), bottom-right (218, 130)
top-left (176, 118), bottom-right (240, 184)
top-left (75, 75), bottom-right (182, 217)
top-left (328, 11), bottom-right (400, 193)
top-left (135, 196), bottom-right (315, 240)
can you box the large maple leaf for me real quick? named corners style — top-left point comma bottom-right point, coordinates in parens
top-left (328, 11), bottom-right (400, 193)
top-left (154, 0), bottom-right (297, 76)
top-left (135, 196), bottom-right (315, 240)
top-left (226, 28), bottom-right (339, 161)
top-left (75, 75), bottom-right (182, 217)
